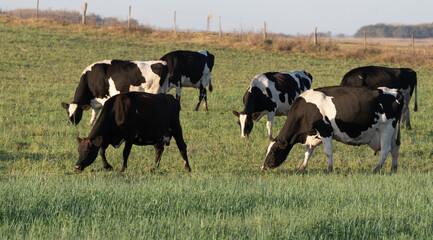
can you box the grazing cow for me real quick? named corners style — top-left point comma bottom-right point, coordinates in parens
top-left (160, 50), bottom-right (215, 111)
top-left (340, 66), bottom-right (417, 129)
top-left (262, 86), bottom-right (404, 173)
top-left (74, 92), bottom-right (191, 172)
top-left (232, 71), bottom-right (313, 140)
top-left (61, 59), bottom-right (169, 125)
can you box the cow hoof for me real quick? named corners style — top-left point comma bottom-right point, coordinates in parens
top-left (373, 167), bottom-right (382, 174)
top-left (103, 164), bottom-right (113, 171)
top-left (120, 167), bottom-right (127, 172)
top-left (391, 166), bottom-right (398, 172)
top-left (185, 166), bottom-right (192, 173)
top-left (327, 166), bottom-right (333, 173)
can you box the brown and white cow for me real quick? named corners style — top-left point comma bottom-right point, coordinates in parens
top-left (233, 71), bottom-right (313, 140)
top-left (61, 60), bottom-right (169, 125)
top-left (340, 66), bottom-right (417, 129)
top-left (262, 86), bottom-right (404, 173)
top-left (74, 92), bottom-right (190, 172)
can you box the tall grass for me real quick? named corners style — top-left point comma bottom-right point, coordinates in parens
top-left (2, 172), bottom-right (433, 239)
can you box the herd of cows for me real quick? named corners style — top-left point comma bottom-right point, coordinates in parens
top-left (61, 50), bottom-right (418, 173)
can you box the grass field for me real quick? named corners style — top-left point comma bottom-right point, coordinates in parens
top-left (1, 15), bottom-right (433, 239)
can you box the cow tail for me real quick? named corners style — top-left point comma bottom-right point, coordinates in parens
top-left (414, 83), bottom-right (418, 112)
top-left (208, 80), bottom-right (213, 92)
top-left (396, 117), bottom-right (401, 146)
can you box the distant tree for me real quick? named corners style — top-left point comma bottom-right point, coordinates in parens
top-left (355, 23), bottom-right (433, 38)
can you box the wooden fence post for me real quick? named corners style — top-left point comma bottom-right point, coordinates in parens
top-left (174, 11), bottom-right (177, 35)
top-left (314, 27), bottom-right (318, 46)
top-left (264, 21), bottom-right (267, 40)
top-left (36, 0), bottom-right (39, 19)
top-left (82, 2), bottom-right (87, 24)
top-left (218, 16), bottom-right (222, 38)
top-left (128, 5), bottom-right (131, 28)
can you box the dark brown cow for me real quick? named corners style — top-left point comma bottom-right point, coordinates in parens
top-left (75, 92), bottom-right (190, 172)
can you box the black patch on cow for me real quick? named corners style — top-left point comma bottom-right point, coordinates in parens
top-left (264, 72), bottom-right (310, 105)
top-left (106, 60), bottom-right (146, 92)
top-left (340, 66), bottom-right (417, 95)
top-left (315, 87), bottom-right (382, 139)
top-left (150, 62), bottom-right (169, 87)
top-left (266, 88), bottom-right (273, 99)
top-left (242, 86), bottom-right (277, 114)
top-left (279, 93), bottom-right (285, 103)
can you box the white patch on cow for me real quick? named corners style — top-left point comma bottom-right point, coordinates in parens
top-left (163, 136), bottom-right (171, 145)
top-left (88, 98), bottom-right (108, 125)
top-left (302, 90), bottom-right (337, 120)
top-left (108, 78), bottom-right (120, 96)
top-left (239, 114), bottom-right (248, 137)
top-left (68, 103), bottom-right (78, 117)
top-left (132, 60), bottom-right (169, 94)
top-left (113, 139), bottom-right (124, 149)
top-left (198, 50), bottom-right (208, 56)
top-left (266, 141), bottom-right (275, 155)
top-left (82, 60), bottom-right (112, 75)
top-left (304, 134), bottom-right (322, 148)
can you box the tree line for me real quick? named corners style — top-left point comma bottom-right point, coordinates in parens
top-left (355, 23), bottom-right (433, 38)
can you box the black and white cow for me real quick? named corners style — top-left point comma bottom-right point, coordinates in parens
top-left (232, 71), bottom-right (313, 140)
top-left (75, 92), bottom-right (190, 172)
top-left (61, 59), bottom-right (169, 125)
top-left (262, 86), bottom-right (404, 173)
top-left (160, 50), bottom-right (215, 111)
top-left (340, 66), bottom-right (417, 129)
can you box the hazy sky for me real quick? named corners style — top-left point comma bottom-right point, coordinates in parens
top-left (3, 0), bottom-right (433, 35)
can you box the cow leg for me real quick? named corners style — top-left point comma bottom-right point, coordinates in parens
top-left (121, 141), bottom-right (133, 172)
top-left (266, 113), bottom-right (275, 140)
top-left (99, 147), bottom-right (113, 170)
top-left (202, 87), bottom-right (208, 111)
top-left (172, 124), bottom-right (191, 172)
top-left (175, 82), bottom-right (182, 100)
top-left (195, 85), bottom-right (205, 111)
top-left (391, 122), bottom-right (401, 172)
top-left (374, 126), bottom-right (393, 173)
top-left (322, 137), bottom-right (334, 172)
top-left (299, 145), bottom-right (317, 171)
top-left (153, 142), bottom-right (165, 169)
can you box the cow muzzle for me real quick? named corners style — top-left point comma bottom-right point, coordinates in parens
top-left (74, 164), bottom-right (83, 171)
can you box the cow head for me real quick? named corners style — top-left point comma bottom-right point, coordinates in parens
top-left (232, 110), bottom-right (261, 138)
top-left (61, 102), bottom-right (90, 125)
top-left (75, 136), bottom-right (102, 171)
top-left (262, 139), bottom-right (293, 170)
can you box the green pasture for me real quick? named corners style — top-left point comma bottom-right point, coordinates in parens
top-left (1, 17), bottom-right (433, 238)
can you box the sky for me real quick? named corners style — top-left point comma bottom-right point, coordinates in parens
top-left (2, 0), bottom-right (433, 36)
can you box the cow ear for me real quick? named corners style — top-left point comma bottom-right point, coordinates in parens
top-left (232, 110), bottom-right (240, 117)
top-left (76, 137), bottom-right (82, 144)
top-left (81, 105), bottom-right (91, 111)
top-left (61, 102), bottom-right (69, 109)
top-left (91, 136), bottom-right (103, 147)
top-left (251, 112), bottom-right (261, 121)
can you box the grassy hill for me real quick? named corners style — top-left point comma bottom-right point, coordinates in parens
top-left (1, 15), bottom-right (433, 238)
